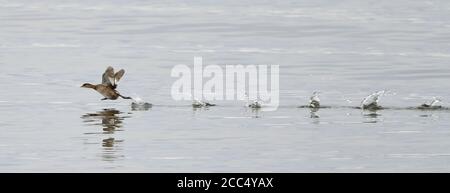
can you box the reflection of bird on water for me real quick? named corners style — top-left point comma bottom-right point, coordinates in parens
top-left (81, 66), bottom-right (132, 100)
top-left (131, 102), bottom-right (152, 111)
top-left (364, 111), bottom-right (381, 118)
top-left (101, 137), bottom-right (125, 162)
top-left (102, 138), bottom-right (124, 148)
top-left (81, 109), bottom-right (128, 162)
top-left (361, 90), bottom-right (385, 110)
top-left (81, 109), bottom-right (131, 134)
top-left (362, 111), bottom-right (382, 124)
top-left (310, 107), bottom-right (320, 118)
top-left (250, 108), bottom-right (261, 118)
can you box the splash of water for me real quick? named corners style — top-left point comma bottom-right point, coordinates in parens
top-left (192, 98), bottom-right (215, 108)
top-left (130, 95), bottom-right (152, 110)
top-left (429, 97), bottom-right (442, 107)
top-left (245, 92), bottom-right (262, 108)
top-left (361, 90), bottom-right (386, 110)
top-left (309, 91), bottom-right (320, 108)
top-left (192, 98), bottom-right (205, 107)
top-left (419, 97), bottom-right (442, 109)
top-left (248, 100), bottom-right (262, 108)
top-left (132, 96), bottom-right (143, 103)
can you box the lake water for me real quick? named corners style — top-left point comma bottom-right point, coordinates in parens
top-left (1, 0), bottom-right (450, 172)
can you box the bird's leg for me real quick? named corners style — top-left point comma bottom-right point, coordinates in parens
top-left (119, 95), bottom-right (132, 100)
top-left (101, 98), bottom-right (108, 100)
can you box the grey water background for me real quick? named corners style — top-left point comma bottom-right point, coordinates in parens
top-left (1, 0), bottom-right (450, 172)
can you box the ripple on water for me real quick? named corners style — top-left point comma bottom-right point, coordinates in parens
top-left (48, 101), bottom-right (73, 105)
top-left (267, 116), bottom-right (291, 119)
top-left (388, 153), bottom-right (450, 159)
top-left (223, 116), bottom-right (252, 119)
top-left (152, 157), bottom-right (191, 160)
top-left (381, 130), bottom-right (423, 134)
top-left (262, 123), bottom-right (292, 127)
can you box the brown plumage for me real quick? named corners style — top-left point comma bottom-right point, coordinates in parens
top-left (81, 66), bottom-right (132, 100)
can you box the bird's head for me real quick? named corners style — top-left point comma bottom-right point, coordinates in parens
top-left (81, 83), bottom-right (95, 89)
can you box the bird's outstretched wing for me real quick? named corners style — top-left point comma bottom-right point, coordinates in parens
top-left (114, 69), bottom-right (125, 83)
top-left (102, 66), bottom-right (125, 88)
top-left (102, 66), bottom-right (115, 87)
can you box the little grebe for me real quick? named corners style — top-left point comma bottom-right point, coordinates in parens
top-left (81, 66), bottom-right (132, 100)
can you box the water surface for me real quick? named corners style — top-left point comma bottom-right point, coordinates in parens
top-left (1, 0), bottom-right (450, 172)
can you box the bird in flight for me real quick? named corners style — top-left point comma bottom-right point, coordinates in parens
top-left (81, 66), bottom-right (132, 100)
